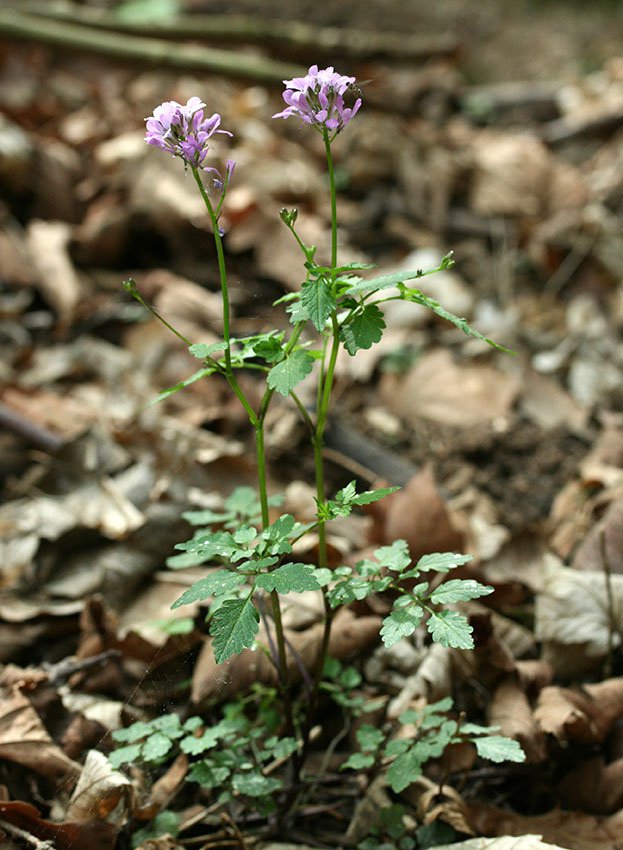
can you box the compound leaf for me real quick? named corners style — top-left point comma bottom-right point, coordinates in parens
top-left (210, 597), bottom-right (260, 663)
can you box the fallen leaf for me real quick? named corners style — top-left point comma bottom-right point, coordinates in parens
top-left (534, 678), bottom-right (623, 744)
top-left (66, 750), bottom-right (133, 824)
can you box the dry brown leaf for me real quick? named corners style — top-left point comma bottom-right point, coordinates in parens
top-left (0, 801), bottom-right (118, 850)
top-left (520, 368), bottom-right (588, 432)
top-left (489, 676), bottom-right (547, 763)
top-left (571, 498), bottom-right (623, 574)
top-left (433, 837), bottom-right (568, 850)
top-left (367, 465), bottom-right (465, 562)
top-left (26, 219), bottom-right (83, 328)
top-left (559, 756), bottom-right (623, 814)
top-left (0, 685), bottom-right (81, 782)
top-left (467, 800), bottom-right (623, 850)
top-left (66, 750), bottom-right (133, 825)
top-left (380, 349), bottom-right (520, 429)
top-left (534, 678), bottom-right (623, 744)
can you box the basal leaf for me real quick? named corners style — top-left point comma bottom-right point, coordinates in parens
top-left (254, 562), bottom-right (321, 594)
top-left (301, 277), bottom-right (336, 331)
top-left (356, 724), bottom-right (385, 753)
top-left (108, 743), bottom-right (142, 768)
top-left (171, 570), bottom-right (245, 609)
top-left (340, 304), bottom-right (386, 355)
top-left (188, 761), bottom-right (231, 787)
top-left (473, 735), bottom-right (526, 763)
top-left (429, 578), bottom-right (493, 605)
top-left (267, 350), bottom-right (315, 397)
top-left (381, 605), bottom-right (424, 648)
top-left (210, 597), bottom-right (260, 663)
top-left (427, 609), bottom-right (474, 649)
top-left (341, 752), bottom-right (376, 771)
top-left (386, 748), bottom-right (424, 793)
top-left (232, 773), bottom-right (282, 797)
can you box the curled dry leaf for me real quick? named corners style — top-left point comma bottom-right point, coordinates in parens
top-left (25, 219), bottom-right (83, 328)
top-left (559, 756), bottom-right (623, 814)
top-left (66, 750), bottom-right (133, 825)
top-left (0, 801), bottom-right (118, 850)
top-left (489, 675), bottom-right (547, 764)
top-left (0, 685), bottom-right (81, 782)
top-left (534, 678), bottom-right (623, 745)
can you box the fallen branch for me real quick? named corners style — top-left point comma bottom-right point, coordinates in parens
top-left (0, 8), bottom-right (303, 83)
top-left (15, 0), bottom-right (459, 63)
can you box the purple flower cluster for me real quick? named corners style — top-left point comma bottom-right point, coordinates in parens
top-left (145, 96), bottom-right (231, 170)
top-left (273, 65), bottom-right (362, 134)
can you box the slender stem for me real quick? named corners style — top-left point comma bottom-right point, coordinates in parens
top-left (323, 129), bottom-right (338, 269)
top-left (191, 167), bottom-right (258, 425)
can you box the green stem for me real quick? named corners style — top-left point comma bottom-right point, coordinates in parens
top-left (323, 129), bottom-right (338, 269)
top-left (191, 167), bottom-right (258, 425)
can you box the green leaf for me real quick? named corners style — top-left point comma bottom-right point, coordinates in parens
top-left (286, 297), bottom-right (309, 324)
top-left (386, 748), bottom-right (424, 793)
top-left (341, 752), bottom-right (375, 770)
top-left (340, 304), bottom-right (386, 355)
top-left (356, 724), bottom-right (385, 753)
top-left (210, 597), bottom-right (260, 663)
top-left (255, 562), bottom-right (321, 594)
top-left (381, 605), bottom-right (424, 647)
top-left (350, 484), bottom-right (399, 505)
top-left (171, 571), bottom-right (245, 609)
top-left (189, 341), bottom-right (230, 359)
top-left (397, 285), bottom-right (513, 353)
top-left (152, 366), bottom-right (216, 404)
top-left (142, 732), bottom-right (174, 762)
top-left (429, 579), bottom-right (493, 605)
top-left (301, 278), bottom-right (336, 331)
top-left (411, 552), bottom-right (473, 575)
top-left (112, 721), bottom-right (153, 743)
top-left (131, 811), bottom-right (180, 849)
top-left (108, 743), bottom-right (142, 768)
top-left (473, 735), bottom-right (526, 763)
top-left (374, 540), bottom-right (412, 572)
top-left (259, 514), bottom-right (297, 556)
top-left (188, 761), bottom-right (231, 787)
top-left (427, 609), bottom-right (474, 649)
top-left (233, 773), bottom-right (282, 797)
top-left (346, 267), bottom-right (442, 295)
top-left (267, 350), bottom-right (315, 397)
top-left (166, 550), bottom-right (213, 569)
top-left (252, 336), bottom-right (284, 363)
top-left (181, 728), bottom-right (222, 755)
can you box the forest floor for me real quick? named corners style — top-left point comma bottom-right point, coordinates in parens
top-left (1, 1), bottom-right (623, 849)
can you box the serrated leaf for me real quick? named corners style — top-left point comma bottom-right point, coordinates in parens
top-left (112, 721), bottom-right (153, 743)
top-left (374, 540), bottom-right (412, 572)
top-left (286, 297), bottom-right (309, 324)
top-left (267, 350), bottom-right (315, 397)
top-left (341, 304), bottom-right (386, 355)
top-left (381, 605), bottom-right (424, 647)
top-left (413, 552), bottom-right (473, 574)
top-left (233, 773), bottom-right (282, 797)
top-left (254, 562), bottom-right (320, 594)
top-left (346, 267), bottom-right (436, 295)
top-left (386, 748), bottom-right (424, 793)
top-left (400, 287), bottom-right (513, 353)
top-left (181, 729), bottom-right (221, 755)
top-left (142, 732), bottom-right (173, 762)
top-left (356, 724), bottom-right (385, 752)
top-left (473, 735), bottom-right (526, 763)
top-left (429, 578), bottom-right (494, 604)
top-left (350, 484), bottom-right (399, 505)
top-left (166, 550), bottom-right (214, 569)
top-left (301, 278), bottom-right (336, 331)
top-left (252, 336), bottom-right (284, 363)
top-left (171, 571), bottom-right (245, 609)
top-left (189, 341), bottom-right (230, 359)
top-left (427, 609), bottom-right (474, 649)
top-left (108, 743), bottom-right (142, 768)
top-left (342, 752), bottom-right (376, 771)
top-left (188, 761), bottom-right (231, 787)
top-left (210, 597), bottom-right (260, 663)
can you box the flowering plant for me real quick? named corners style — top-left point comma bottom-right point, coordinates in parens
top-left (120, 65), bottom-right (522, 838)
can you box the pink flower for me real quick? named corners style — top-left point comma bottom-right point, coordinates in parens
top-left (145, 97), bottom-right (232, 169)
top-left (273, 65), bottom-right (362, 134)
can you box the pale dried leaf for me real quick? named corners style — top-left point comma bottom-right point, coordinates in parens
top-left (66, 750), bottom-right (133, 824)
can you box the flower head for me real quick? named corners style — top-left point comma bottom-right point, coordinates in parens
top-left (145, 97), bottom-right (232, 170)
top-left (273, 65), bottom-right (362, 135)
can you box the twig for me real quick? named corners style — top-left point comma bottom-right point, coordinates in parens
top-left (0, 400), bottom-right (64, 453)
top-left (42, 649), bottom-right (122, 686)
top-left (0, 9), bottom-right (303, 83)
top-left (0, 819), bottom-right (55, 850)
top-left (14, 1), bottom-right (459, 63)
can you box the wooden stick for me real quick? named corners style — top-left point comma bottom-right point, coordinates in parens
top-left (0, 8), bottom-right (304, 83)
top-left (11, 1), bottom-right (459, 64)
